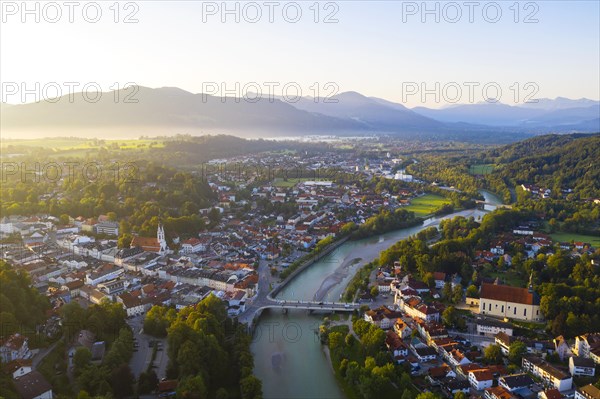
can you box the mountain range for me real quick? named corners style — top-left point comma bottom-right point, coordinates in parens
top-left (1, 86), bottom-right (598, 141)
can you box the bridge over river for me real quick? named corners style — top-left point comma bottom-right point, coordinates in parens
top-left (239, 288), bottom-right (359, 331)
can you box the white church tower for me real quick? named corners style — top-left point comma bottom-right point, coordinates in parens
top-left (157, 223), bottom-right (168, 255)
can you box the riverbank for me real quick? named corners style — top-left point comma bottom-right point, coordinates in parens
top-left (313, 257), bottom-right (362, 302)
top-left (270, 236), bottom-right (350, 299)
top-left (320, 191), bottom-right (503, 397)
top-left (252, 192), bottom-right (502, 398)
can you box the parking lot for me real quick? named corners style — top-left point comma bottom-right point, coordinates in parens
top-left (127, 315), bottom-right (169, 379)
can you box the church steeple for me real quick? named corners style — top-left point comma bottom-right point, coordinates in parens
top-left (528, 272), bottom-right (534, 293)
top-left (157, 223), bottom-right (168, 255)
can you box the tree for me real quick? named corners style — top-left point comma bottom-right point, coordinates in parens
top-left (484, 344), bottom-right (503, 364)
top-left (138, 370), bottom-right (159, 394)
top-left (508, 340), bottom-right (527, 364)
top-left (345, 333), bottom-right (355, 347)
top-left (328, 332), bottom-right (344, 351)
top-left (110, 364), bottom-right (134, 398)
top-left (452, 284), bottom-right (463, 304)
top-left (370, 286), bottom-right (379, 297)
top-left (73, 347), bottom-right (92, 373)
top-left (0, 312), bottom-right (18, 336)
top-left (208, 207), bottom-right (221, 224)
top-left (361, 328), bottom-right (386, 357)
top-left (352, 319), bottom-right (373, 337)
top-left (59, 214), bottom-right (70, 225)
top-left (466, 285), bottom-right (479, 298)
top-left (442, 282), bottom-right (453, 299)
top-left (416, 392), bottom-right (441, 399)
top-left (177, 375), bottom-right (207, 399)
top-left (455, 392), bottom-right (467, 399)
top-left (215, 388), bottom-right (229, 399)
top-left (60, 302), bottom-right (87, 337)
top-left (442, 306), bottom-right (457, 327)
top-left (423, 272), bottom-right (435, 288)
top-left (240, 375), bottom-right (262, 399)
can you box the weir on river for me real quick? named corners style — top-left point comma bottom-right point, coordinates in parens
top-left (251, 190), bottom-right (503, 399)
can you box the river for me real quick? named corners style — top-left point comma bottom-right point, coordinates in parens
top-left (251, 190), bottom-right (503, 399)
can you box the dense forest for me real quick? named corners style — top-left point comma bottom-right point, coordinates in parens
top-left (321, 317), bottom-right (419, 399)
top-left (407, 133), bottom-right (600, 203)
top-left (142, 296), bottom-right (262, 399)
top-left (485, 134), bottom-right (600, 199)
top-left (0, 260), bottom-right (50, 337)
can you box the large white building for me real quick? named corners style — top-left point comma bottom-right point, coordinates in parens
top-left (479, 281), bottom-right (542, 322)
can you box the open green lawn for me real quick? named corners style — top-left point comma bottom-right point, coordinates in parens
top-left (469, 164), bottom-right (495, 175)
top-left (405, 194), bottom-right (451, 217)
top-left (482, 266), bottom-right (527, 287)
top-left (550, 232), bottom-right (600, 246)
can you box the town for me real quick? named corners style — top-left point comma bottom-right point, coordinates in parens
top-left (1, 134), bottom-right (599, 399)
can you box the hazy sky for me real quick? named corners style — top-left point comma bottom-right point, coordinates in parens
top-left (2, 0), bottom-right (599, 107)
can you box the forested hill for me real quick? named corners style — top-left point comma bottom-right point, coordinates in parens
top-left (155, 134), bottom-right (326, 165)
top-left (484, 134), bottom-right (600, 198)
top-left (483, 133), bottom-right (598, 163)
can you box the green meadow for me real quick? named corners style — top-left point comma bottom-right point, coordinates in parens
top-left (405, 194), bottom-right (451, 217)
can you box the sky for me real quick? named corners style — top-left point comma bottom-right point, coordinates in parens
top-left (1, 0), bottom-right (599, 108)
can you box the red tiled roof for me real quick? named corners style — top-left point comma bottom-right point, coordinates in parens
top-left (131, 236), bottom-right (160, 251)
top-left (480, 283), bottom-right (536, 305)
top-left (471, 370), bottom-right (494, 381)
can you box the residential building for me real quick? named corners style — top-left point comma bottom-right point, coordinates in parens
top-left (85, 264), bottom-right (124, 285)
top-left (499, 374), bottom-right (535, 392)
top-left (495, 332), bottom-right (517, 355)
top-left (364, 306), bottom-right (402, 330)
top-left (401, 296), bottom-right (441, 323)
top-left (476, 317), bottom-right (514, 337)
top-left (485, 386), bottom-right (517, 399)
top-left (0, 333), bottom-right (32, 363)
top-left (385, 330), bottom-right (409, 363)
top-left (522, 355), bottom-right (573, 392)
top-left (3, 359), bottom-right (32, 379)
top-left (574, 333), bottom-right (600, 364)
top-left (441, 378), bottom-right (471, 396)
top-left (180, 238), bottom-right (207, 254)
top-left (13, 370), bottom-right (53, 399)
top-left (469, 370), bottom-right (495, 390)
top-left (393, 319), bottom-right (413, 340)
top-left (575, 385), bottom-right (600, 399)
top-left (553, 336), bottom-right (572, 361)
top-left (569, 356), bottom-right (596, 377)
top-left (539, 389), bottom-right (564, 399)
top-left (95, 221), bottom-right (119, 236)
top-left (413, 346), bottom-right (438, 362)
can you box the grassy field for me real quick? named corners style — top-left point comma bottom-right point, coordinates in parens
top-left (482, 265), bottom-right (527, 287)
top-left (469, 164), bottom-right (495, 175)
top-left (1, 138), bottom-right (163, 151)
top-left (550, 232), bottom-right (600, 246)
top-left (405, 194), bottom-right (451, 217)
